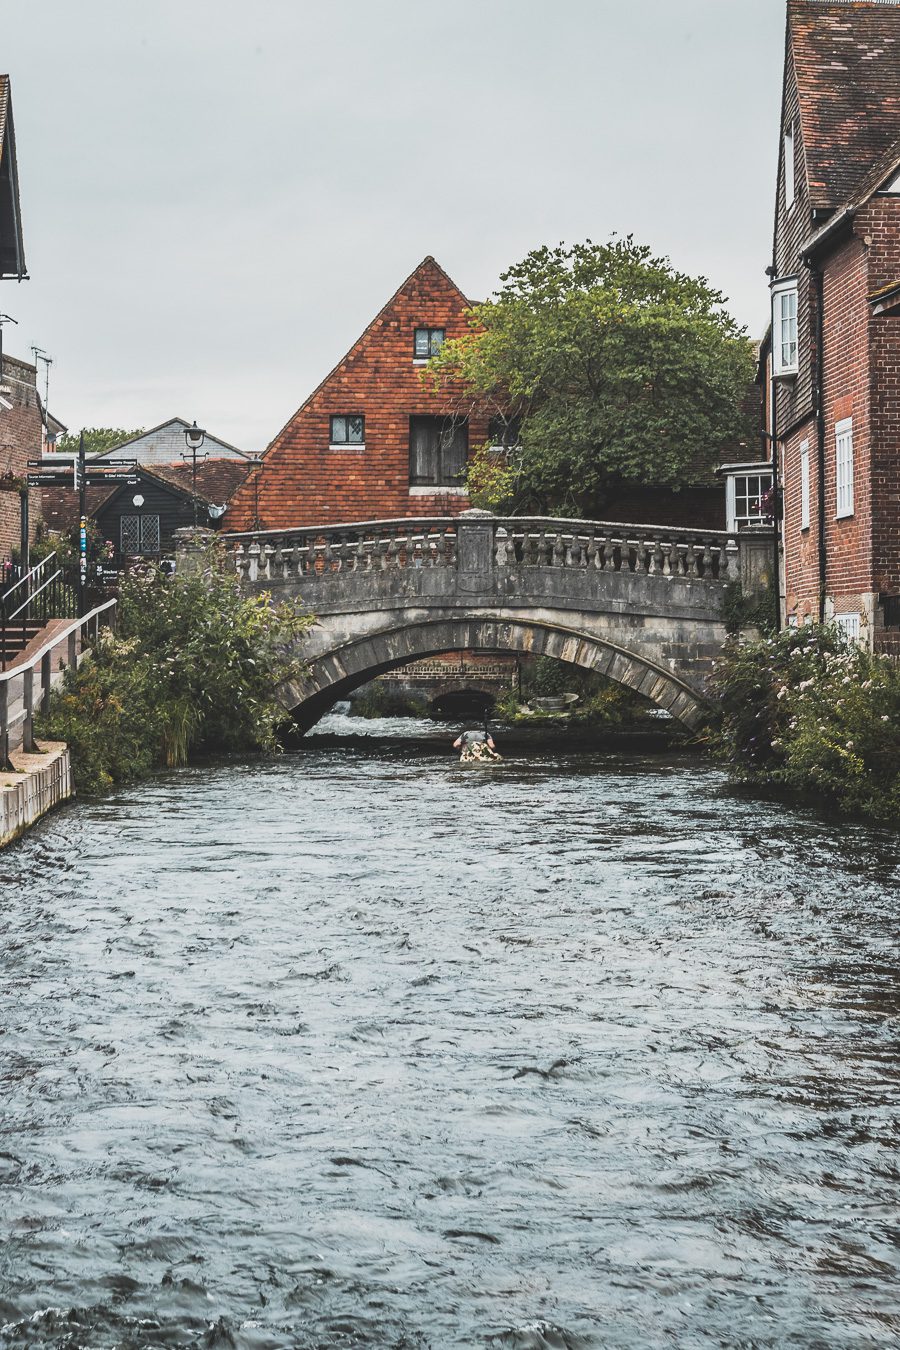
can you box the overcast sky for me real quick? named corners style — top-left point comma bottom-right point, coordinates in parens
top-left (5, 0), bottom-right (786, 452)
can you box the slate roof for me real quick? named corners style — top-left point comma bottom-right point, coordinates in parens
top-left (790, 1), bottom-right (900, 211)
top-left (91, 417), bottom-right (256, 461)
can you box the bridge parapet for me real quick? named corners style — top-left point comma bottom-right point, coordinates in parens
top-left (223, 514), bottom-right (740, 587)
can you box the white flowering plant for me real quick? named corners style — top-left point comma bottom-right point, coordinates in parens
top-left (707, 624), bottom-right (900, 822)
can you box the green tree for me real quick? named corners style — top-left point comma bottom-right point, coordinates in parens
top-left (426, 238), bottom-right (756, 516)
top-left (57, 427), bottom-right (144, 457)
top-left (38, 548), bottom-right (313, 794)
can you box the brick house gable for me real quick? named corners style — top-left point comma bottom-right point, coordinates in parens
top-left (224, 256), bottom-right (488, 531)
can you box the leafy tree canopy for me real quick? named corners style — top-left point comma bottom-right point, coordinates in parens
top-left (57, 427), bottom-right (144, 457)
top-left (427, 238), bottom-right (756, 515)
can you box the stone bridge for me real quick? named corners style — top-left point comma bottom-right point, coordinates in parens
top-left (222, 513), bottom-right (772, 732)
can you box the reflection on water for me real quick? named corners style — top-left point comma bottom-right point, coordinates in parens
top-left (0, 720), bottom-right (898, 1348)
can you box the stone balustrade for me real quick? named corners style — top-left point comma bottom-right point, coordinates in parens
top-left (224, 515), bottom-right (739, 586)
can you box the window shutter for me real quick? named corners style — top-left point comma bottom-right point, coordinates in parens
top-left (410, 417), bottom-right (439, 485)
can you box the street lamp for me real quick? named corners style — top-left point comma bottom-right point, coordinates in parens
top-left (183, 420), bottom-right (207, 527)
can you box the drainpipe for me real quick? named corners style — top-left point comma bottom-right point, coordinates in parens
top-left (811, 263), bottom-right (827, 622)
top-left (768, 356), bottom-right (781, 632)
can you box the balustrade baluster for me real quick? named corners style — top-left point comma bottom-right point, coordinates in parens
top-left (233, 544), bottom-right (246, 580)
top-left (585, 535), bottom-right (598, 569)
top-left (701, 543), bottom-right (713, 578)
top-left (494, 527), bottom-right (510, 567)
top-left (722, 540), bottom-right (737, 579)
top-left (247, 541), bottom-right (260, 582)
top-left (386, 534), bottom-right (400, 570)
top-left (552, 534), bottom-right (565, 568)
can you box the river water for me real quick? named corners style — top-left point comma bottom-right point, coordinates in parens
top-left (0, 717), bottom-right (898, 1349)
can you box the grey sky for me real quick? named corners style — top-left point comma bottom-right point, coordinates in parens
top-left (5, 0), bottom-right (786, 452)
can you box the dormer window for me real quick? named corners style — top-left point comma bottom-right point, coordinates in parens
top-left (413, 328), bottom-right (445, 361)
top-left (784, 122), bottom-right (795, 209)
top-left (772, 278), bottom-right (799, 377)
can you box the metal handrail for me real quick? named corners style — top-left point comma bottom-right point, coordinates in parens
top-left (6, 566), bottom-right (65, 621)
top-left (0, 551), bottom-right (58, 606)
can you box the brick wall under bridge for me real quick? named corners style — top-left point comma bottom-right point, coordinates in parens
top-left (219, 512), bottom-right (774, 733)
top-left (373, 655), bottom-right (517, 715)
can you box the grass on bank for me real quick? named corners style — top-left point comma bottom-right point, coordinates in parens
top-left (707, 624), bottom-right (900, 824)
top-left (37, 555), bottom-right (313, 796)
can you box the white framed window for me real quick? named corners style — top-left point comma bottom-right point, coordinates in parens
top-left (784, 123), bottom-right (795, 209)
top-left (799, 439), bottom-right (810, 530)
top-left (835, 417), bottom-right (854, 518)
top-left (834, 612), bottom-right (860, 643)
top-left (725, 470), bottom-right (773, 532)
top-left (772, 279), bottom-right (799, 377)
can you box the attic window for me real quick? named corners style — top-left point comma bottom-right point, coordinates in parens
top-left (413, 328), bottom-right (445, 361)
top-left (330, 415), bottom-right (365, 447)
top-left (784, 123), bottom-right (795, 210)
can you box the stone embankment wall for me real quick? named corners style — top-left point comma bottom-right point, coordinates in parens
top-left (0, 742), bottom-right (72, 848)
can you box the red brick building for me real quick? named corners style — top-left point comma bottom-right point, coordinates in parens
top-left (765, 0), bottom-right (900, 650)
top-left (226, 255), bottom-right (735, 534)
top-left (225, 257), bottom-right (491, 530)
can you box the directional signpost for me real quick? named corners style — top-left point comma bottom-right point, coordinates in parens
top-left (27, 440), bottom-right (139, 615)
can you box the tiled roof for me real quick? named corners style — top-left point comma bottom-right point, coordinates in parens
top-left (146, 459), bottom-right (254, 503)
top-left (790, 1), bottom-right (900, 210)
top-left (40, 484), bottom-right (119, 530)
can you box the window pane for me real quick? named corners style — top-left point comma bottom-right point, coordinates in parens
top-left (414, 329), bottom-right (430, 358)
top-left (121, 515), bottom-right (140, 554)
top-left (141, 515), bottom-right (161, 554)
top-left (429, 329), bottom-right (445, 355)
top-left (439, 419), bottom-right (467, 483)
top-left (410, 416), bottom-right (440, 484)
top-left (331, 416), bottom-right (346, 443)
top-left (348, 416), bottom-right (364, 443)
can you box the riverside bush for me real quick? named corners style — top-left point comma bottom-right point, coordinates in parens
top-left (38, 552), bottom-right (313, 795)
top-left (708, 625), bottom-right (900, 823)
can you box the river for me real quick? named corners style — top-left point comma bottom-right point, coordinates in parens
top-left (0, 717), bottom-right (898, 1349)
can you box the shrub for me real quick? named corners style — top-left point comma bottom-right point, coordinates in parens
top-left (37, 549), bottom-right (313, 795)
top-left (708, 624), bottom-right (900, 822)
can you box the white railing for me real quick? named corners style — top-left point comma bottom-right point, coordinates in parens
top-left (0, 598), bottom-right (117, 766)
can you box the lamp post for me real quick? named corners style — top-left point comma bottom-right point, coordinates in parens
top-left (183, 420), bottom-right (207, 527)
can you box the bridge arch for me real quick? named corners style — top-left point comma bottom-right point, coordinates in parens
top-left (282, 613), bottom-right (709, 732)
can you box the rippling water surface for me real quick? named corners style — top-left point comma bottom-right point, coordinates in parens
top-left (1, 718), bottom-right (898, 1348)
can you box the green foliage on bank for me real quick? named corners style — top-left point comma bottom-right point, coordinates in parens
top-left (426, 238), bottom-right (755, 516)
top-left (708, 625), bottom-right (900, 823)
top-left (37, 554), bottom-right (313, 795)
top-left (720, 581), bottom-right (778, 637)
